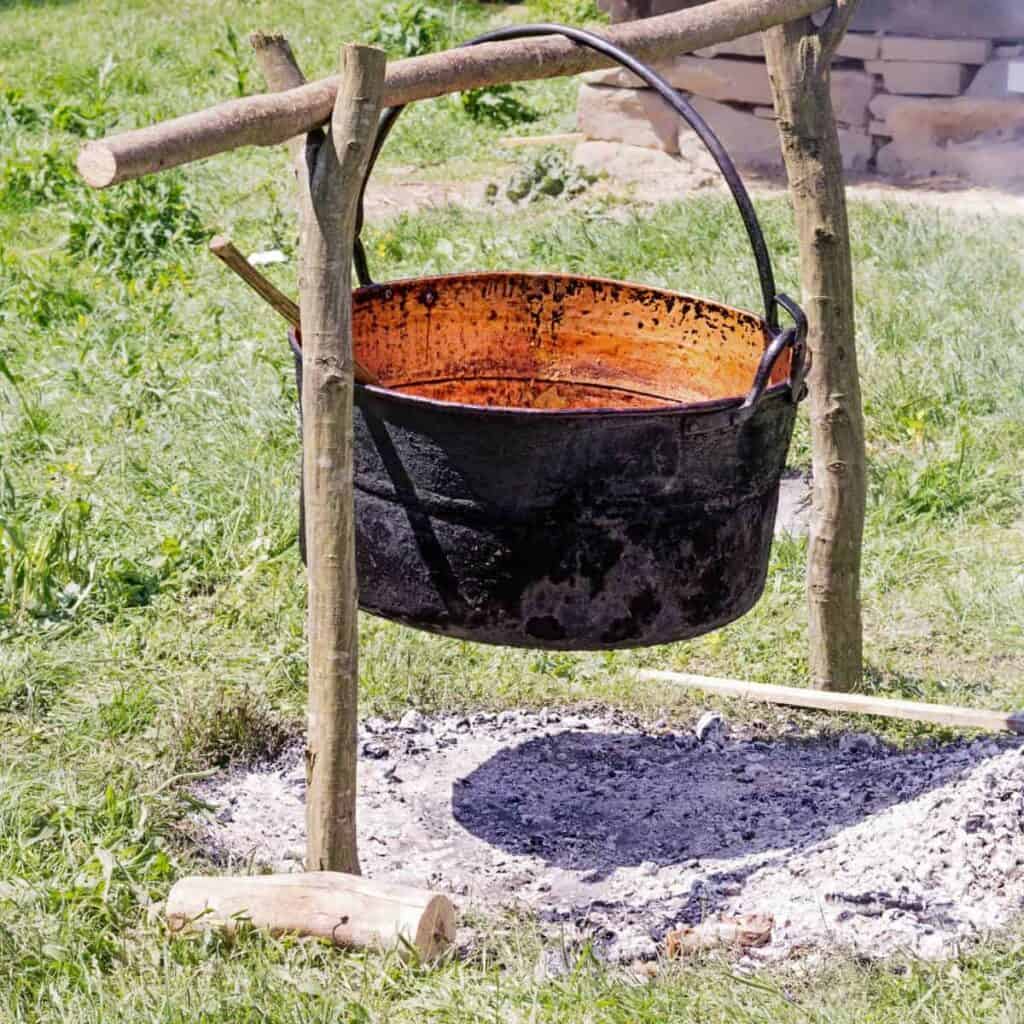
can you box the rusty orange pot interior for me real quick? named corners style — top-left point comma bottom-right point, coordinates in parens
top-left (350, 272), bottom-right (789, 412)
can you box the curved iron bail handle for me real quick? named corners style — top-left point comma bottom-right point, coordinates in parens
top-left (353, 23), bottom-right (808, 401)
top-left (737, 292), bottom-right (810, 421)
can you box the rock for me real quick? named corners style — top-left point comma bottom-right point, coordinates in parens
top-left (875, 97), bottom-right (1024, 187)
top-left (695, 710), bottom-right (727, 745)
top-left (533, 947), bottom-right (575, 980)
top-left (572, 140), bottom-right (713, 189)
top-left (584, 56), bottom-right (774, 107)
top-left (775, 474), bottom-right (811, 537)
top-left (683, 98), bottom-right (783, 170)
top-left (577, 83), bottom-right (682, 153)
top-left (830, 70), bottom-right (877, 128)
top-left (966, 61), bottom-right (1023, 98)
top-left (850, 2), bottom-right (1024, 40)
top-left (879, 37), bottom-right (992, 65)
top-left (399, 709), bottom-right (426, 732)
top-left (694, 31), bottom-right (880, 62)
top-left (833, 33), bottom-right (883, 62)
top-left (682, 98), bottom-right (872, 173)
top-left (839, 732), bottom-right (881, 756)
top-left (609, 928), bottom-right (658, 963)
top-left (865, 61), bottom-right (973, 97)
top-left (361, 740), bottom-right (390, 759)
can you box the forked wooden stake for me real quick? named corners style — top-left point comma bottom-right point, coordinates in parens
top-left (764, 6), bottom-right (866, 691)
top-left (641, 670), bottom-right (1024, 734)
top-left (299, 44), bottom-right (386, 874)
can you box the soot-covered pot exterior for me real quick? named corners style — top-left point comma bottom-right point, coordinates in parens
top-left (348, 384), bottom-right (797, 649)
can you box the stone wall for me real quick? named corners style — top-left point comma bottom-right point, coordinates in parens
top-left (576, 8), bottom-right (1024, 189)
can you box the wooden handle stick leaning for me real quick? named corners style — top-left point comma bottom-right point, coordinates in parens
top-left (209, 236), bottom-right (378, 386)
top-left (641, 670), bottom-right (1024, 734)
top-left (166, 872), bottom-right (456, 959)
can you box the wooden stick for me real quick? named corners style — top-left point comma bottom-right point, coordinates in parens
top-left (76, 0), bottom-right (831, 188)
top-left (764, 8), bottom-right (866, 691)
top-left (209, 235), bottom-right (301, 326)
top-left (300, 44), bottom-right (386, 875)
top-left (166, 872), bottom-right (456, 959)
top-left (208, 236), bottom-right (378, 386)
top-left (640, 670), bottom-right (1024, 734)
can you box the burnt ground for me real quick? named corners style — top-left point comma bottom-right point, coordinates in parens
top-left (192, 707), bottom-right (1024, 965)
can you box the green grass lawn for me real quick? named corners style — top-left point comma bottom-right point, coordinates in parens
top-left (3, 0), bottom-right (1024, 1020)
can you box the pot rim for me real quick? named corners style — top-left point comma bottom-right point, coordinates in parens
top-left (290, 270), bottom-right (795, 422)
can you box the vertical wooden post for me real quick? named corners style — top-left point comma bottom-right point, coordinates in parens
top-left (293, 44), bottom-right (385, 873)
top-left (763, 3), bottom-right (866, 692)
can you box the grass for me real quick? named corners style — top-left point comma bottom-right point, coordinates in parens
top-left (2, 0), bottom-right (1024, 1019)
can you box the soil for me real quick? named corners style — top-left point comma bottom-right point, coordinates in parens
top-left (192, 707), bottom-right (1024, 966)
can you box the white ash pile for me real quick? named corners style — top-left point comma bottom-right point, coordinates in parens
top-left (193, 709), bottom-right (1024, 964)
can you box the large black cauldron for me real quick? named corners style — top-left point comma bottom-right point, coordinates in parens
top-left (290, 24), bottom-right (809, 650)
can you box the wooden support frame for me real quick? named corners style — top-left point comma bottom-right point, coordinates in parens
top-left (75, 0), bottom-right (880, 872)
top-left (764, 3), bottom-right (867, 691)
top-left (77, 0), bottom-right (833, 188)
top-left (288, 43), bottom-right (386, 873)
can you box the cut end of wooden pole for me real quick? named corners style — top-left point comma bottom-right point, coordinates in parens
top-left (77, 142), bottom-right (118, 189)
top-left (415, 894), bottom-right (458, 960)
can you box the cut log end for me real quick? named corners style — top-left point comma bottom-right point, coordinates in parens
top-left (416, 894), bottom-right (458, 959)
top-left (77, 142), bottom-right (117, 189)
top-left (166, 872), bottom-right (457, 960)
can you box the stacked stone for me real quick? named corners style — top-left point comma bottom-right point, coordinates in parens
top-left (576, 30), bottom-right (1024, 188)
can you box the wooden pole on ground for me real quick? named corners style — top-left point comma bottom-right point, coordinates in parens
top-left (764, 3), bottom-right (867, 692)
top-left (76, 0), bottom-right (833, 188)
top-left (640, 670), bottom-right (1024, 734)
top-left (166, 872), bottom-right (456, 959)
top-left (296, 43), bottom-right (385, 874)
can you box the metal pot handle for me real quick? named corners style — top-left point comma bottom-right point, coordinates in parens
top-left (353, 24), bottom-right (788, 326)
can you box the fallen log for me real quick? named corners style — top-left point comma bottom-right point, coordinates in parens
top-left (166, 872), bottom-right (456, 959)
top-left (77, 0), bottom-right (831, 188)
top-left (640, 670), bottom-right (1024, 734)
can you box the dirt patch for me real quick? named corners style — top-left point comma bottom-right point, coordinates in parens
top-left (192, 708), bottom-right (1024, 965)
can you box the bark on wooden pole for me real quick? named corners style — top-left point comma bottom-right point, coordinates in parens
top-left (298, 43), bottom-right (385, 873)
top-left (77, 0), bottom-right (832, 188)
top-left (763, 3), bottom-right (866, 692)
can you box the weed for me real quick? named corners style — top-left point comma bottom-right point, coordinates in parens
top-left (498, 148), bottom-right (596, 203)
top-left (170, 687), bottom-right (294, 769)
top-left (0, 83), bottom-right (41, 130)
top-left (0, 496), bottom-right (94, 623)
top-left (365, 0), bottom-right (450, 57)
top-left (212, 23), bottom-right (252, 98)
top-left (67, 174), bottom-right (207, 278)
top-left (461, 85), bottom-right (539, 128)
top-left (0, 148), bottom-right (78, 213)
top-left (524, 0), bottom-right (609, 25)
top-left (0, 250), bottom-right (93, 328)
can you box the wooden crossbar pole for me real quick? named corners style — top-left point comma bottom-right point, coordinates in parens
top-left (640, 670), bottom-right (1024, 734)
top-left (76, 0), bottom-right (831, 189)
